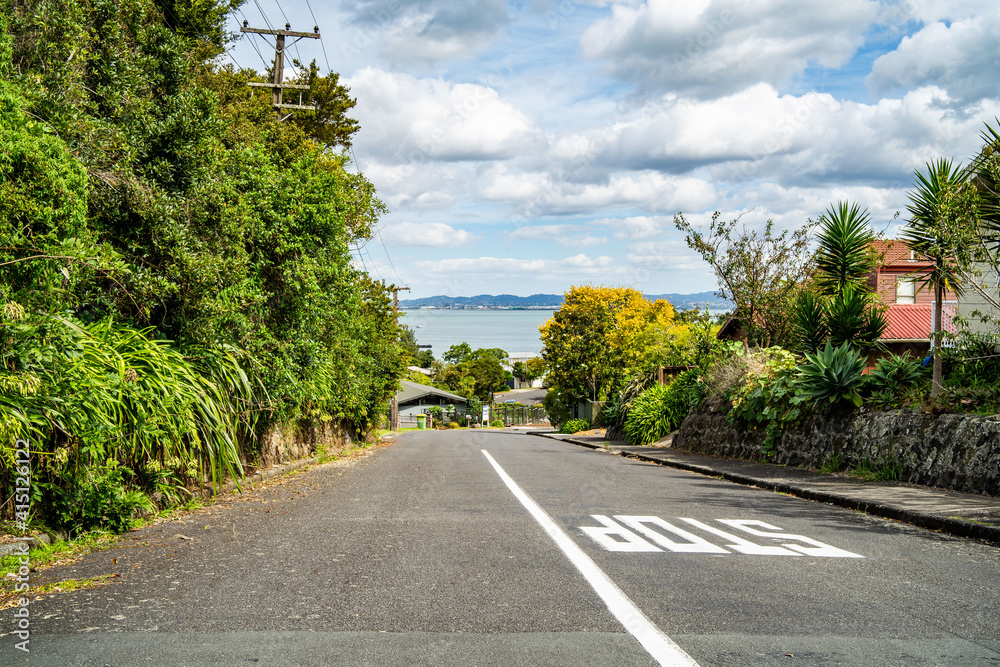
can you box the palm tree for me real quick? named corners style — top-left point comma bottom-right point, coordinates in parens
top-left (901, 159), bottom-right (970, 396)
top-left (814, 202), bottom-right (878, 295)
top-left (794, 202), bottom-right (886, 354)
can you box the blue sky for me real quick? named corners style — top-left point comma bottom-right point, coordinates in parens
top-left (225, 0), bottom-right (1000, 299)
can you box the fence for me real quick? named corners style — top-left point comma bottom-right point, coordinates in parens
top-left (932, 301), bottom-right (959, 348)
top-left (491, 403), bottom-right (549, 426)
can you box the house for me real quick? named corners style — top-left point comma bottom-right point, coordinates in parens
top-left (395, 380), bottom-right (467, 418)
top-left (955, 264), bottom-right (1000, 337)
top-left (869, 240), bottom-right (957, 356)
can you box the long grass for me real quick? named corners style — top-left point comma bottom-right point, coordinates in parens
top-left (2, 315), bottom-right (254, 497)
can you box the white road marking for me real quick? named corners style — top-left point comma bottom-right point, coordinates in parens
top-left (482, 450), bottom-right (699, 667)
top-left (615, 516), bottom-right (729, 554)
top-left (718, 520), bottom-right (864, 558)
top-left (679, 518), bottom-right (801, 556)
top-left (580, 515), bottom-right (663, 552)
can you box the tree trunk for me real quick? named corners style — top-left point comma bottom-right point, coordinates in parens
top-left (931, 281), bottom-right (944, 397)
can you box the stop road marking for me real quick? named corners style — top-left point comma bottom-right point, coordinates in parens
top-left (580, 515), bottom-right (864, 558)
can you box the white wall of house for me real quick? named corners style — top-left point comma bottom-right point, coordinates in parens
top-left (956, 263), bottom-right (1000, 337)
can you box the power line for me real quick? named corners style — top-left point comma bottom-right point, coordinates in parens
top-left (304, 0), bottom-right (332, 73)
top-left (252, 0), bottom-right (273, 29)
top-left (237, 8), bottom-right (272, 70)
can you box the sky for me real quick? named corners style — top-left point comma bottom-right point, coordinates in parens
top-left (225, 0), bottom-right (1000, 299)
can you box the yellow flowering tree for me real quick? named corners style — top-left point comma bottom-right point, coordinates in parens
top-left (540, 285), bottom-right (674, 402)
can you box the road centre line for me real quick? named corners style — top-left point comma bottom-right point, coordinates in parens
top-left (481, 450), bottom-right (699, 667)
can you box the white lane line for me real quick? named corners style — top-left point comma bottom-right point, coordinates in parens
top-left (482, 450), bottom-right (699, 667)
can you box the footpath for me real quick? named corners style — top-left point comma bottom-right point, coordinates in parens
top-left (529, 431), bottom-right (1000, 545)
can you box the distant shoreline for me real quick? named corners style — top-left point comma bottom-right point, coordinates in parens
top-left (399, 291), bottom-right (730, 311)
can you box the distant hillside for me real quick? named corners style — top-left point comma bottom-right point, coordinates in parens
top-left (399, 291), bottom-right (730, 310)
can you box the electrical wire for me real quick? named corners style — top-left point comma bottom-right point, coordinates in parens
top-left (236, 7), bottom-right (273, 70)
top-left (252, 0), bottom-right (273, 29)
top-left (304, 0), bottom-right (333, 74)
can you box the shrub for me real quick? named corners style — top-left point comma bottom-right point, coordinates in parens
top-left (559, 418), bottom-right (591, 434)
top-left (623, 370), bottom-right (704, 445)
top-left (796, 341), bottom-right (866, 407)
top-left (490, 419), bottom-right (505, 428)
top-left (446, 421), bottom-right (461, 429)
top-left (727, 347), bottom-right (802, 455)
top-left (864, 353), bottom-right (926, 397)
top-left (542, 390), bottom-right (572, 429)
top-left (623, 384), bottom-right (671, 445)
top-left (47, 460), bottom-right (155, 536)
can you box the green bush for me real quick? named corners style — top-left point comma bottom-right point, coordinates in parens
top-left (726, 348), bottom-right (803, 454)
top-left (796, 341), bottom-right (866, 407)
top-left (559, 419), bottom-right (591, 434)
top-left (542, 390), bottom-right (572, 429)
top-left (47, 460), bottom-right (155, 536)
top-left (490, 419), bottom-right (505, 428)
top-left (623, 370), bottom-right (703, 445)
top-left (865, 353), bottom-right (926, 395)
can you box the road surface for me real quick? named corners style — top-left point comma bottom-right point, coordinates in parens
top-left (3, 430), bottom-right (998, 665)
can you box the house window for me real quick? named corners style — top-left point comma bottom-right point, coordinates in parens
top-left (897, 278), bottom-right (916, 304)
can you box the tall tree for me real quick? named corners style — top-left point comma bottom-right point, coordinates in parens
top-left (675, 212), bottom-right (813, 348)
top-left (540, 286), bottom-right (673, 402)
top-left (901, 159), bottom-right (980, 395)
top-left (794, 202), bottom-right (887, 353)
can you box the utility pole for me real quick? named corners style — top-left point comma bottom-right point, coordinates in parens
top-left (240, 21), bottom-right (321, 119)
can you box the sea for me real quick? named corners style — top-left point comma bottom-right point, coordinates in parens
top-left (400, 309), bottom-right (555, 357)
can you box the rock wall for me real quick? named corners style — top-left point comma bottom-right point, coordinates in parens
top-left (258, 421), bottom-right (355, 468)
top-left (674, 396), bottom-right (1000, 496)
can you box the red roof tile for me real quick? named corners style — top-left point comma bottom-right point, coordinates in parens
top-left (883, 304), bottom-right (931, 340)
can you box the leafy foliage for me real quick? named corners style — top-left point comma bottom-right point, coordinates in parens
top-left (725, 348), bottom-right (804, 454)
top-left (559, 418), bottom-right (591, 434)
top-left (794, 203), bottom-right (886, 354)
top-left (796, 342), bottom-right (866, 408)
top-left (623, 370), bottom-right (703, 446)
top-left (902, 159), bottom-right (981, 394)
top-left (540, 285), bottom-right (674, 403)
top-left (675, 211), bottom-right (814, 348)
top-left (864, 353), bottom-right (927, 397)
top-left (0, 0), bottom-right (406, 530)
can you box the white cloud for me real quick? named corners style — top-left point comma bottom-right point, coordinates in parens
top-left (342, 0), bottom-right (509, 66)
top-left (415, 253), bottom-right (615, 275)
top-left (347, 67), bottom-right (547, 162)
top-left (509, 224), bottom-right (607, 248)
top-left (584, 84), bottom-right (1000, 185)
top-left (381, 221), bottom-right (478, 247)
top-left (868, 12), bottom-right (1000, 104)
top-left (625, 240), bottom-right (706, 271)
top-left (581, 0), bottom-right (878, 97)
top-left (592, 215), bottom-right (673, 240)
top-left (481, 167), bottom-right (718, 217)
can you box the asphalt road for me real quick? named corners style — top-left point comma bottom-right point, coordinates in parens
top-left (3, 431), bottom-right (999, 666)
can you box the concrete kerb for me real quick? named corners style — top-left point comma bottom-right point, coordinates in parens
top-left (529, 432), bottom-right (1000, 545)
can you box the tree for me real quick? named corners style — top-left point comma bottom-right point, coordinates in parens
top-left (675, 212), bottom-right (814, 348)
top-left (290, 60), bottom-right (361, 149)
top-left (902, 159), bottom-right (981, 395)
top-left (794, 203), bottom-right (887, 353)
top-left (540, 286), bottom-right (674, 402)
top-left (443, 342), bottom-right (473, 366)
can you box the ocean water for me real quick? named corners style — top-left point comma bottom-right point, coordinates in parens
top-left (400, 309), bottom-right (555, 356)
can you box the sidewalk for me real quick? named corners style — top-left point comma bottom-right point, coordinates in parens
top-left (530, 431), bottom-right (1000, 545)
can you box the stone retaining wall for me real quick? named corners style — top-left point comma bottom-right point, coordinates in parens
top-left (258, 420), bottom-right (355, 468)
top-left (673, 396), bottom-right (1000, 496)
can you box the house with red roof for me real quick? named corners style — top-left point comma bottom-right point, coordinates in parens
top-left (868, 239), bottom-right (957, 357)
